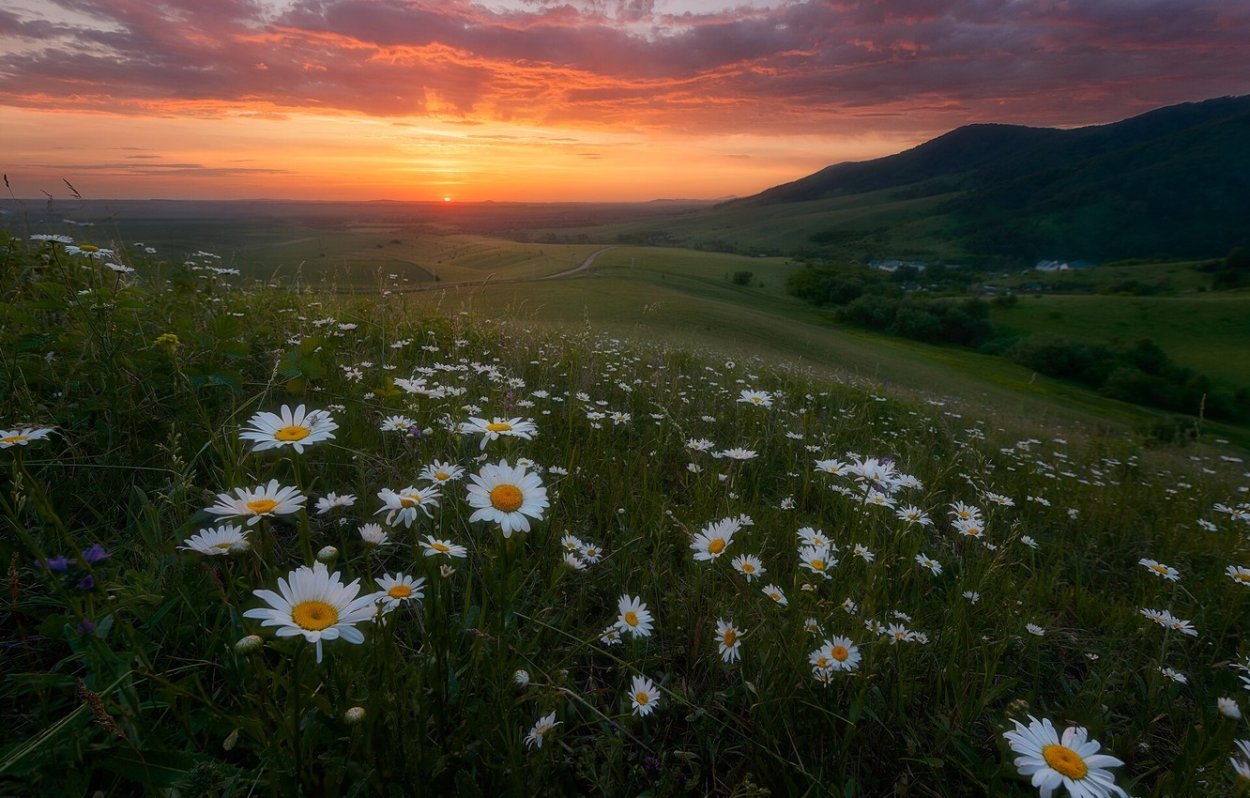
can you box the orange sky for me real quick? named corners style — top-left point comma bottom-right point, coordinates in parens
top-left (3, 0), bottom-right (1249, 202)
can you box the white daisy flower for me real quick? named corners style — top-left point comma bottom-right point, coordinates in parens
top-left (315, 492), bottom-right (356, 515)
top-left (420, 460), bottom-right (465, 484)
top-left (206, 479), bottom-right (306, 526)
top-left (1002, 715), bottom-right (1128, 798)
top-left (616, 594), bottom-right (654, 638)
top-left (179, 524), bottom-right (249, 555)
top-left (0, 427), bottom-right (55, 448)
top-left (524, 711), bottom-right (560, 749)
top-left (374, 572), bottom-right (425, 613)
top-left (629, 675), bottom-right (660, 717)
top-left (465, 459), bottom-right (549, 537)
top-left (716, 618), bottom-right (744, 663)
top-left (243, 562), bottom-right (378, 663)
top-left (376, 486), bottom-right (441, 528)
top-left (458, 416), bottom-right (538, 450)
top-left (691, 517), bottom-right (741, 561)
top-left (239, 405), bottom-right (337, 454)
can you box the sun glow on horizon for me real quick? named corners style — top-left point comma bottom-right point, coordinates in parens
top-left (0, 105), bottom-right (914, 202)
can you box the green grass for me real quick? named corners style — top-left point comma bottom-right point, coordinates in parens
top-left (993, 293), bottom-right (1250, 391)
top-left (3, 230), bottom-right (1250, 796)
top-left (401, 246), bottom-right (1250, 449)
top-left (546, 189), bottom-right (967, 261)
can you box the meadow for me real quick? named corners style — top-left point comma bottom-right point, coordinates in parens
top-left (2, 230), bottom-right (1250, 796)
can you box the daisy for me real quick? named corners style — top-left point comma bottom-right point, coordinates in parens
top-left (796, 526), bottom-right (833, 550)
top-left (1232, 739), bottom-right (1250, 779)
top-left (563, 553), bottom-right (587, 570)
top-left (421, 536), bottom-right (468, 559)
top-left (379, 414), bottom-right (417, 432)
top-left (737, 389), bottom-right (773, 408)
top-left (1003, 715), bottom-right (1128, 798)
top-left (420, 460), bottom-right (465, 484)
top-left (716, 447), bottom-right (758, 461)
top-left (949, 501), bottom-right (983, 523)
top-left (374, 572), bottom-right (425, 613)
top-left (716, 618), bottom-right (744, 663)
top-left (376, 486), bottom-right (441, 528)
top-left (579, 542), bottom-right (604, 563)
top-left (358, 523), bottom-right (391, 547)
top-left (465, 460), bottom-right (548, 537)
top-left (458, 417), bottom-right (537, 450)
top-left (954, 519), bottom-right (986, 538)
top-left (814, 458), bottom-right (850, 475)
top-left (915, 553), bottom-right (943, 575)
top-left (1026, 623), bottom-right (1046, 637)
top-left (732, 554), bottom-right (766, 581)
top-left (629, 675), bottom-right (660, 717)
top-left (206, 480), bottom-right (306, 526)
top-left (761, 584), bottom-right (788, 606)
top-left (1226, 565), bottom-right (1250, 586)
top-left (180, 524), bottom-right (250, 555)
top-left (1138, 559), bottom-right (1180, 581)
top-left (616, 594), bottom-right (654, 638)
top-left (243, 562), bottom-right (378, 664)
top-left (560, 534), bottom-right (586, 553)
top-left (239, 405), bottom-right (337, 454)
top-left (852, 544), bottom-right (875, 563)
top-left (896, 505), bottom-right (932, 526)
top-left (524, 712), bottom-right (560, 750)
top-left (315, 492), bottom-right (356, 515)
top-left (799, 545), bottom-right (835, 579)
top-left (810, 636), bottom-right (861, 674)
top-left (1217, 697), bottom-right (1241, 719)
top-left (691, 517), bottom-right (741, 561)
top-left (0, 427), bottom-right (54, 448)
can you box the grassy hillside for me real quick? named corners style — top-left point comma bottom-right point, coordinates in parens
top-left (991, 293), bottom-right (1250, 391)
top-left (399, 247), bottom-right (1250, 449)
top-left (4, 229), bottom-right (1250, 796)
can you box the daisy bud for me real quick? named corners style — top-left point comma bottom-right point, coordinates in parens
top-left (1218, 696), bottom-right (1242, 719)
top-left (514, 669), bottom-right (531, 687)
top-left (343, 706), bottom-right (366, 725)
top-left (235, 634), bottom-right (264, 654)
top-left (440, 564), bottom-right (456, 578)
top-left (316, 545), bottom-right (339, 563)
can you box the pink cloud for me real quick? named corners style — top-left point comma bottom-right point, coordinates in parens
top-left (0, 0), bottom-right (1247, 135)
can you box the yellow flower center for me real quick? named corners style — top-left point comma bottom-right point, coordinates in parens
top-left (435, 471), bottom-right (450, 481)
top-left (246, 499), bottom-right (279, 514)
top-left (815, 656), bottom-right (830, 669)
top-left (810, 559), bottom-right (826, 571)
top-left (623, 611), bottom-right (639, 627)
top-left (722, 630), bottom-right (737, 647)
top-left (707, 538), bottom-right (726, 555)
top-left (1235, 571), bottom-right (1250, 582)
top-left (1150, 564), bottom-right (1168, 575)
top-left (291, 600), bottom-right (338, 631)
top-left (399, 493), bottom-right (422, 508)
top-left (431, 542), bottom-right (450, 553)
top-left (1, 435), bottom-right (29, 444)
top-left (752, 397), bottom-right (763, 404)
top-left (769, 592), bottom-right (781, 601)
top-left (1042, 744), bottom-right (1088, 780)
top-left (490, 484), bottom-right (524, 512)
top-left (80, 244), bottom-right (99, 253)
top-left (831, 645), bottom-right (849, 662)
top-left (274, 425), bottom-right (311, 442)
top-left (741, 564), bottom-right (755, 573)
top-left (212, 542), bottom-right (233, 549)
top-left (485, 422), bottom-right (513, 432)
top-left (387, 585), bottom-right (413, 599)
top-left (635, 692), bottom-right (650, 705)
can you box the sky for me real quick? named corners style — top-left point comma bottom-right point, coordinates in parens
top-left (2, 0), bottom-right (1249, 202)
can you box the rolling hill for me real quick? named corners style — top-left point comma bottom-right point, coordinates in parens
top-left (573, 95), bottom-right (1250, 264)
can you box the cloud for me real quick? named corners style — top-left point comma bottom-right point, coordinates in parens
top-left (0, 0), bottom-right (1247, 135)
